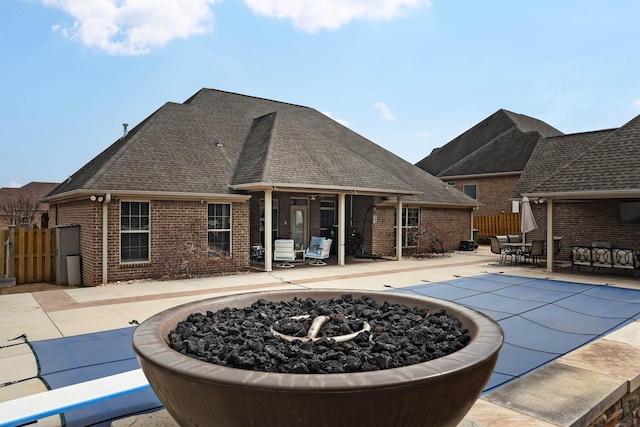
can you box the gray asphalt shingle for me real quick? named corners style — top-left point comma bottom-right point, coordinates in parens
top-left (46, 89), bottom-right (478, 207)
top-left (514, 113), bottom-right (640, 197)
top-left (416, 109), bottom-right (562, 177)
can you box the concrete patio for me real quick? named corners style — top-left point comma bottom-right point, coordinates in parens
top-left (1, 246), bottom-right (640, 426)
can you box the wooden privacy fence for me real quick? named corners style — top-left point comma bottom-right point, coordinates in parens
top-left (474, 212), bottom-right (521, 238)
top-left (0, 228), bottom-right (56, 285)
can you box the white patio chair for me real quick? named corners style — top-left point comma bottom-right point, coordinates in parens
top-left (274, 239), bottom-right (296, 267)
top-left (305, 237), bottom-right (332, 266)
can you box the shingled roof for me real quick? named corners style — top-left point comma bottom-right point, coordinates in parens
top-left (415, 109), bottom-right (563, 177)
top-left (45, 89), bottom-right (477, 207)
top-left (514, 113), bottom-right (640, 199)
top-left (0, 182), bottom-right (59, 210)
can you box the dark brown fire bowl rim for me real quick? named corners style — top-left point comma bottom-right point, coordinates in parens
top-left (132, 289), bottom-right (504, 392)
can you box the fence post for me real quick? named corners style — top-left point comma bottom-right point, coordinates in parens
top-left (7, 226), bottom-right (16, 280)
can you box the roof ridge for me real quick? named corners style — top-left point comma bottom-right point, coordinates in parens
top-left (256, 111), bottom-right (278, 183)
top-left (187, 88), bottom-right (313, 112)
top-left (437, 126), bottom-right (521, 176)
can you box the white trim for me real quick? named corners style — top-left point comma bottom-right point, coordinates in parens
top-left (0, 369), bottom-right (149, 427)
top-left (119, 200), bottom-right (151, 264)
top-left (523, 190), bottom-right (640, 199)
top-left (208, 202), bottom-right (232, 256)
top-left (42, 190), bottom-right (250, 204)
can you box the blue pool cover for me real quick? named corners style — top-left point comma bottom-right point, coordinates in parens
top-left (391, 273), bottom-right (640, 393)
top-left (25, 273), bottom-right (640, 424)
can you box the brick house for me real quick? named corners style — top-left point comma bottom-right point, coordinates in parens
top-left (42, 89), bottom-right (479, 286)
top-left (0, 182), bottom-right (59, 229)
top-left (511, 114), bottom-right (640, 269)
top-left (415, 109), bottom-right (563, 216)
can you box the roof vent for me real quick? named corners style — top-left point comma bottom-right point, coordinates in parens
top-left (216, 139), bottom-right (224, 147)
top-left (122, 123), bottom-right (129, 137)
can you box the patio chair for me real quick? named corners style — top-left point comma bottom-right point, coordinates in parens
top-left (305, 236), bottom-right (332, 266)
top-left (523, 239), bottom-right (545, 266)
top-left (490, 237), bottom-right (513, 264)
top-left (274, 239), bottom-right (296, 268)
top-left (507, 234), bottom-right (522, 243)
top-left (553, 236), bottom-right (563, 255)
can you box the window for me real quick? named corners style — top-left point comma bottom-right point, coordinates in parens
top-left (120, 201), bottom-right (149, 262)
top-left (260, 199), bottom-right (278, 244)
top-left (395, 207), bottom-right (420, 247)
top-left (320, 199), bottom-right (336, 237)
top-left (463, 184), bottom-right (477, 199)
top-left (208, 203), bottom-right (231, 254)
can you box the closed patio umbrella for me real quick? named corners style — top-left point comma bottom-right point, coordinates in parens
top-left (521, 196), bottom-right (538, 242)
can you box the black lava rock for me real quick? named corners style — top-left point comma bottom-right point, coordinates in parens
top-left (168, 294), bottom-right (470, 374)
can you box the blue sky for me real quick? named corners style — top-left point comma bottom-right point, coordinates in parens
top-left (2, 0), bottom-right (639, 188)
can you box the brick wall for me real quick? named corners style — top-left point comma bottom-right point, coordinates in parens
top-left (447, 175), bottom-right (520, 216)
top-left (249, 193), bottom-right (337, 246)
top-left (52, 198), bottom-right (250, 286)
top-left (524, 200), bottom-right (640, 261)
top-left (371, 205), bottom-right (473, 257)
top-left (50, 199), bottom-right (103, 285)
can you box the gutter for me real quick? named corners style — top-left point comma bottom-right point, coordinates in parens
top-left (523, 189), bottom-right (640, 200)
top-left (102, 193), bottom-right (111, 285)
top-left (41, 190), bottom-right (251, 204)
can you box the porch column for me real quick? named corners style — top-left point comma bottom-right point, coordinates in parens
top-left (338, 193), bottom-right (346, 266)
top-left (545, 198), bottom-right (554, 272)
top-left (396, 196), bottom-right (403, 261)
top-left (264, 189), bottom-right (273, 272)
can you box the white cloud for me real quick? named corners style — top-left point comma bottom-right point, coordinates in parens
top-left (373, 102), bottom-right (397, 121)
top-left (8, 181), bottom-right (22, 188)
top-left (42, 0), bottom-right (219, 55)
top-left (242, 0), bottom-right (431, 33)
top-left (322, 111), bottom-right (349, 127)
top-left (634, 99), bottom-right (640, 108)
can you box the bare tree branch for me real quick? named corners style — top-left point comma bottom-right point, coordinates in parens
top-left (0, 192), bottom-right (38, 228)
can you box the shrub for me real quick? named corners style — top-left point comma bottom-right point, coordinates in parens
top-left (407, 221), bottom-right (455, 257)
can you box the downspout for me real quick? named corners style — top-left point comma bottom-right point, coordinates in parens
top-left (396, 196), bottom-right (403, 261)
top-left (338, 193), bottom-right (346, 266)
top-left (102, 193), bottom-right (111, 284)
top-left (545, 199), bottom-right (554, 273)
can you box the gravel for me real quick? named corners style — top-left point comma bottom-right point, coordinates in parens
top-left (168, 294), bottom-right (470, 374)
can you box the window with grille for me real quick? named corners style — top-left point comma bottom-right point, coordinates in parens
top-left (208, 203), bottom-right (231, 254)
top-left (395, 207), bottom-right (420, 247)
top-left (120, 201), bottom-right (150, 262)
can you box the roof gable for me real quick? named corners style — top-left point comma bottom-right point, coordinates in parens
top-left (416, 109), bottom-right (563, 177)
top-left (520, 114), bottom-right (640, 196)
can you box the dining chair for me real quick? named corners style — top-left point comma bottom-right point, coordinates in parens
top-left (491, 237), bottom-right (513, 264)
top-left (524, 239), bottom-right (545, 266)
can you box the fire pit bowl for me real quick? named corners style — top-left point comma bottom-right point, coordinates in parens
top-left (132, 290), bottom-right (503, 427)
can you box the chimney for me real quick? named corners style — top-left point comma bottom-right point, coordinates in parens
top-left (122, 123), bottom-right (129, 137)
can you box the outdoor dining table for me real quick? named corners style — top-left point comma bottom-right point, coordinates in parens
top-left (502, 242), bottom-right (532, 264)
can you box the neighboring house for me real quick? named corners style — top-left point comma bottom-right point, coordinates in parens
top-left (415, 109), bottom-right (563, 215)
top-left (0, 182), bottom-right (59, 229)
top-left (42, 89), bottom-right (479, 286)
top-left (512, 114), bottom-right (640, 268)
